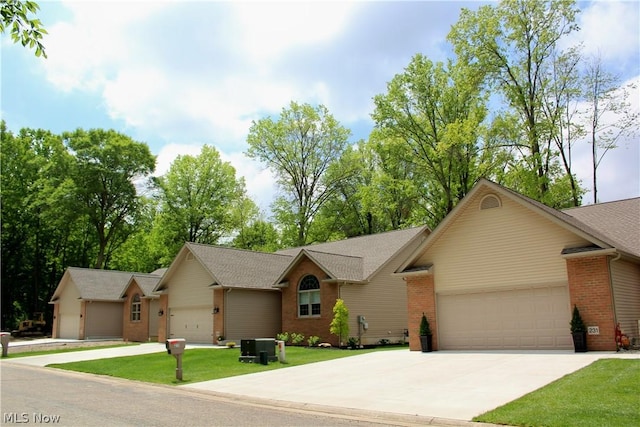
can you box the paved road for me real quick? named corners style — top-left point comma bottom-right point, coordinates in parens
top-left (0, 364), bottom-right (441, 427)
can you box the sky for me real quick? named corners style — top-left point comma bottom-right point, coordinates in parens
top-left (2, 0), bottom-right (639, 213)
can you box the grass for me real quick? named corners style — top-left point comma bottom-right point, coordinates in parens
top-left (474, 359), bottom-right (640, 427)
top-left (4, 344), bottom-right (136, 358)
top-left (47, 345), bottom-right (406, 385)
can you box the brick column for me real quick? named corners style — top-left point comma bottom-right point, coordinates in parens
top-left (157, 294), bottom-right (168, 343)
top-left (406, 274), bottom-right (437, 351)
top-left (213, 288), bottom-right (224, 343)
top-left (566, 255), bottom-right (616, 351)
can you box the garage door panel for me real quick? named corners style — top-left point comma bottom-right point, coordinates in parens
top-left (169, 307), bottom-right (213, 344)
top-left (438, 286), bottom-right (572, 350)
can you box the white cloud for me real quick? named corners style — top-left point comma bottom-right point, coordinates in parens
top-left (565, 1), bottom-right (640, 72)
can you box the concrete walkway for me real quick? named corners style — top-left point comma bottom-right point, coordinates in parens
top-left (3, 341), bottom-right (638, 422)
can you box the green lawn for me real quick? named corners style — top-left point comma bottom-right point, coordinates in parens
top-left (474, 359), bottom-right (640, 427)
top-left (48, 346), bottom-right (405, 385)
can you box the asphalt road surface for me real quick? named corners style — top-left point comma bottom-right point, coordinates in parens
top-left (0, 364), bottom-right (431, 427)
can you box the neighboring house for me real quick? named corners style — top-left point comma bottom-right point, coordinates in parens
top-left (275, 227), bottom-right (429, 346)
top-left (121, 270), bottom-right (166, 342)
top-left (154, 243), bottom-right (294, 344)
top-left (154, 227), bottom-right (430, 346)
top-left (50, 267), bottom-right (164, 341)
top-left (396, 179), bottom-right (640, 352)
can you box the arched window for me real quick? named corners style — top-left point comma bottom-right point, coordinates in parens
top-left (131, 294), bottom-right (141, 321)
top-left (298, 275), bottom-right (320, 317)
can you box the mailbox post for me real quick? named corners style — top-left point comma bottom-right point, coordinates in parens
top-left (0, 332), bottom-right (10, 357)
top-left (165, 338), bottom-right (186, 381)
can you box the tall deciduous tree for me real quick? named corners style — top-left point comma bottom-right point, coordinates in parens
top-left (1, 123), bottom-right (83, 329)
top-left (153, 144), bottom-right (247, 261)
top-left (63, 129), bottom-right (156, 269)
top-left (0, 0), bottom-right (47, 57)
top-left (246, 102), bottom-right (353, 246)
top-left (448, 0), bottom-right (581, 207)
top-left (372, 54), bottom-right (498, 227)
top-left (582, 56), bottom-right (639, 203)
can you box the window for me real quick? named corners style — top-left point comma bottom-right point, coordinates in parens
top-left (131, 294), bottom-right (141, 321)
top-left (298, 275), bottom-right (320, 317)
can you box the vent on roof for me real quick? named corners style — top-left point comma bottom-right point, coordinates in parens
top-left (480, 194), bottom-right (501, 210)
top-left (186, 252), bottom-right (195, 261)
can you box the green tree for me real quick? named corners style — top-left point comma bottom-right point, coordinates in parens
top-left (1, 123), bottom-right (83, 329)
top-left (582, 55), bottom-right (639, 203)
top-left (372, 54), bottom-right (499, 227)
top-left (329, 298), bottom-right (349, 347)
top-left (0, 0), bottom-right (47, 57)
top-left (448, 0), bottom-right (582, 206)
top-left (232, 219), bottom-right (281, 252)
top-left (153, 144), bottom-right (247, 259)
top-left (63, 129), bottom-right (156, 269)
top-left (246, 102), bottom-right (353, 246)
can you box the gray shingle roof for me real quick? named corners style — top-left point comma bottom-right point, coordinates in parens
top-left (65, 267), bottom-right (139, 301)
top-left (563, 198), bottom-right (640, 257)
top-left (277, 226), bottom-right (428, 280)
top-left (186, 243), bottom-right (294, 290)
top-left (128, 273), bottom-right (163, 297)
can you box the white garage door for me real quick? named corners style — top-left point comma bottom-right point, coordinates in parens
top-left (58, 313), bottom-right (80, 339)
top-left (169, 307), bottom-right (213, 343)
top-left (437, 286), bottom-right (572, 350)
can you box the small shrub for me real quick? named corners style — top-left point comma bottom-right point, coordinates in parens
top-left (347, 337), bottom-right (359, 349)
top-left (290, 332), bottom-right (305, 345)
top-left (276, 332), bottom-right (289, 343)
top-left (378, 338), bottom-right (390, 346)
top-left (226, 342), bottom-right (236, 348)
top-left (307, 336), bottom-right (320, 347)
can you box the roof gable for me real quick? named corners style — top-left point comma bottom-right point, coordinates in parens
top-left (156, 243), bottom-right (294, 291)
top-left (52, 267), bottom-right (139, 301)
top-left (398, 179), bottom-right (639, 272)
top-left (277, 226), bottom-right (428, 281)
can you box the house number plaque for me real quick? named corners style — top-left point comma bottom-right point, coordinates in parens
top-left (587, 326), bottom-right (600, 335)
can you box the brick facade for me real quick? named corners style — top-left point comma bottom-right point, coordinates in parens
top-left (281, 258), bottom-right (340, 346)
top-left (406, 273), bottom-right (437, 351)
top-left (122, 282), bottom-right (149, 342)
top-left (157, 294), bottom-right (168, 343)
top-left (566, 255), bottom-right (617, 351)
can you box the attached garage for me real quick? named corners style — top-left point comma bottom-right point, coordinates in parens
top-left (168, 306), bottom-right (213, 343)
top-left (58, 313), bottom-right (81, 339)
top-left (85, 301), bottom-right (123, 339)
top-left (437, 286), bottom-right (572, 350)
top-left (225, 290), bottom-right (281, 340)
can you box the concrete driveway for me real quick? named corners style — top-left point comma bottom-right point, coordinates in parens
top-left (4, 341), bottom-right (638, 423)
top-left (182, 349), bottom-right (639, 421)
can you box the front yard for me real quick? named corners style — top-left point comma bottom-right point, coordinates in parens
top-left (474, 359), bottom-right (640, 427)
top-left (47, 346), bottom-right (404, 385)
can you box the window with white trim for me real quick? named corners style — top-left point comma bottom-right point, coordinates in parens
top-left (298, 275), bottom-right (320, 317)
top-left (131, 294), bottom-right (141, 321)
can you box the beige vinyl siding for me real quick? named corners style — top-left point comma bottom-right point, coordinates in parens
top-left (417, 190), bottom-right (590, 293)
top-left (339, 237), bottom-right (422, 345)
top-left (58, 281), bottom-right (81, 339)
top-left (85, 302), bottom-right (123, 338)
top-left (611, 260), bottom-right (640, 340)
top-left (225, 290), bottom-right (281, 341)
top-left (168, 252), bottom-right (214, 309)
